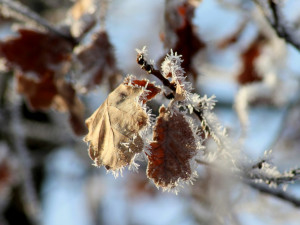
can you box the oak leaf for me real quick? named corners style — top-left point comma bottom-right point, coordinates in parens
top-left (147, 106), bottom-right (199, 190)
top-left (84, 82), bottom-right (150, 171)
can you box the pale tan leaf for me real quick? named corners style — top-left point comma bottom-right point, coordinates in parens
top-left (84, 83), bottom-right (148, 171)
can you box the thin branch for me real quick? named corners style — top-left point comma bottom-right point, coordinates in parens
top-left (247, 182), bottom-right (300, 207)
top-left (244, 168), bottom-right (300, 185)
top-left (136, 53), bottom-right (176, 91)
top-left (0, 0), bottom-right (77, 45)
top-left (253, 0), bottom-right (300, 51)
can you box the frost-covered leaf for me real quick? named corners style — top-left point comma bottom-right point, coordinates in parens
top-left (84, 80), bottom-right (150, 171)
top-left (147, 106), bottom-right (200, 190)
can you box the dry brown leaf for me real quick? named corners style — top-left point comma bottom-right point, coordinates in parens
top-left (0, 29), bottom-right (72, 78)
top-left (147, 106), bottom-right (199, 190)
top-left (84, 83), bottom-right (149, 171)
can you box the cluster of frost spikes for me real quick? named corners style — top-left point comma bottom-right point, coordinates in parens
top-left (161, 50), bottom-right (193, 95)
top-left (135, 46), bottom-right (148, 56)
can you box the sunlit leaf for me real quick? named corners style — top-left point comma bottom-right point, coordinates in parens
top-left (84, 81), bottom-right (149, 171)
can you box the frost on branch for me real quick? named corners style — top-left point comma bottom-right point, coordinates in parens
top-left (147, 105), bottom-right (203, 191)
top-left (161, 50), bottom-right (192, 101)
top-left (84, 76), bottom-right (160, 172)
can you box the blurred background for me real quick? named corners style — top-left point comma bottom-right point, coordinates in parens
top-left (1, 0), bottom-right (300, 224)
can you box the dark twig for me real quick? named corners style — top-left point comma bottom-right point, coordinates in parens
top-left (136, 53), bottom-right (176, 91)
top-left (253, 0), bottom-right (300, 51)
top-left (248, 182), bottom-right (300, 207)
top-left (0, 0), bottom-right (77, 45)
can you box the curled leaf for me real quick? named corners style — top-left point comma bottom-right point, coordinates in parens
top-left (84, 82), bottom-right (149, 171)
top-left (147, 106), bottom-right (199, 190)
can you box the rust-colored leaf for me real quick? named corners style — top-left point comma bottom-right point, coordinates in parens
top-left (147, 106), bottom-right (198, 189)
top-left (84, 82), bottom-right (149, 171)
top-left (237, 35), bottom-right (265, 85)
top-left (123, 78), bottom-right (161, 103)
top-left (0, 29), bottom-right (72, 78)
